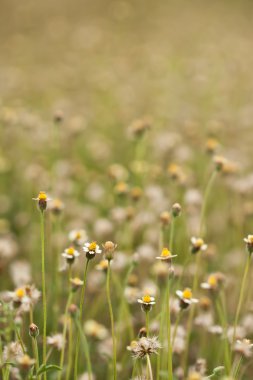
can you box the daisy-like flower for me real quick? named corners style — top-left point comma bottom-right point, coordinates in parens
top-left (49, 198), bottom-right (64, 215)
top-left (84, 320), bottom-right (108, 340)
top-left (83, 241), bottom-right (102, 260)
top-left (138, 294), bottom-right (156, 312)
top-left (32, 191), bottom-right (50, 212)
top-left (10, 287), bottom-right (29, 309)
top-left (17, 354), bottom-right (35, 370)
top-left (190, 237), bottom-right (207, 254)
top-left (132, 336), bottom-right (161, 359)
top-left (69, 229), bottom-right (87, 247)
top-left (70, 277), bottom-right (84, 292)
top-left (233, 339), bottom-right (253, 358)
top-left (201, 274), bottom-right (219, 291)
top-left (244, 235), bottom-right (253, 255)
top-left (176, 288), bottom-right (198, 310)
top-left (95, 259), bottom-right (109, 272)
top-left (62, 246), bottom-right (80, 264)
top-left (156, 247), bottom-right (177, 262)
top-left (127, 340), bottom-right (138, 353)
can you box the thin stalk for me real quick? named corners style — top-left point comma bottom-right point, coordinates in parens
top-left (146, 354), bottom-right (153, 380)
top-left (232, 254), bottom-right (251, 344)
top-left (74, 259), bottom-right (90, 380)
top-left (14, 324), bottom-right (26, 354)
top-left (40, 211), bottom-right (47, 380)
top-left (106, 260), bottom-right (117, 380)
top-left (74, 318), bottom-right (92, 380)
top-left (232, 355), bottom-right (243, 379)
top-left (66, 317), bottom-right (73, 380)
top-left (171, 311), bottom-right (182, 349)
top-left (169, 218), bottom-right (175, 251)
top-left (33, 337), bottom-right (40, 378)
top-left (199, 170), bottom-right (217, 237)
top-left (215, 296), bottom-right (231, 373)
top-left (145, 312), bottom-right (150, 336)
top-left (156, 289), bottom-right (166, 380)
top-left (166, 280), bottom-right (173, 380)
top-left (58, 292), bottom-right (73, 380)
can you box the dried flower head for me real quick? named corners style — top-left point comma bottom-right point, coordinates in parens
top-left (233, 339), bottom-right (253, 358)
top-left (244, 235), bottom-right (253, 255)
top-left (132, 336), bottom-right (161, 359)
top-left (160, 211), bottom-right (171, 226)
top-left (17, 354), bottom-right (35, 370)
top-left (205, 137), bottom-right (219, 154)
top-left (47, 334), bottom-right (65, 350)
top-left (29, 323), bottom-right (39, 338)
top-left (103, 241), bottom-right (117, 261)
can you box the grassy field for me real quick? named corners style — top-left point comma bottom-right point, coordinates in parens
top-left (1, 1), bottom-right (253, 379)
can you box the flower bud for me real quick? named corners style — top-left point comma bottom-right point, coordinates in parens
top-left (172, 203), bottom-right (182, 217)
top-left (103, 241), bottom-right (117, 261)
top-left (29, 323), bottom-right (39, 338)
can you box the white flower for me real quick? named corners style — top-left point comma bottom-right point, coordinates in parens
top-left (69, 229), bottom-right (87, 246)
top-left (62, 246), bottom-right (80, 260)
top-left (83, 242), bottom-right (102, 258)
top-left (176, 288), bottom-right (198, 308)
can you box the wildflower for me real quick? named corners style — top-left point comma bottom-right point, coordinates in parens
top-left (201, 274), bottom-right (219, 291)
top-left (168, 163), bottom-right (186, 183)
top-left (190, 237), bottom-right (207, 254)
top-left (49, 198), bottom-right (64, 215)
top-left (138, 327), bottom-right (147, 338)
top-left (68, 303), bottom-right (78, 317)
top-left (62, 246), bottom-right (80, 264)
top-left (160, 211), bottom-right (171, 226)
top-left (138, 294), bottom-right (156, 312)
top-left (53, 109), bottom-right (64, 124)
top-left (244, 235), bottom-right (253, 255)
top-left (172, 203), bottom-right (182, 217)
top-left (47, 334), bottom-right (64, 350)
top-left (205, 137), bottom-right (219, 154)
top-left (103, 241), bottom-right (117, 261)
top-left (233, 339), bottom-right (253, 358)
top-left (114, 181), bottom-right (129, 196)
top-left (70, 277), bottom-right (84, 292)
top-left (84, 320), bottom-right (108, 340)
top-left (3, 342), bottom-right (23, 361)
top-left (156, 247), bottom-right (177, 263)
top-left (83, 241), bottom-right (102, 260)
top-left (10, 287), bottom-right (29, 308)
top-left (29, 323), bottom-right (39, 338)
top-left (32, 191), bottom-right (50, 212)
top-left (176, 288), bottom-right (198, 309)
top-left (69, 229), bottom-right (87, 246)
top-left (132, 336), bottom-right (161, 359)
top-left (127, 340), bottom-right (138, 352)
top-left (95, 259), bottom-right (109, 272)
top-left (187, 372), bottom-right (202, 380)
top-left (17, 354), bottom-right (35, 370)
top-left (213, 155), bottom-right (228, 172)
top-left (129, 118), bottom-right (151, 138)
top-left (130, 187), bottom-right (143, 202)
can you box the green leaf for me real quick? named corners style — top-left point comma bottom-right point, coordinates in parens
top-left (37, 364), bottom-right (61, 375)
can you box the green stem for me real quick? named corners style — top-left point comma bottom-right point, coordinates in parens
top-left (171, 311), bottom-right (182, 349)
top-left (33, 337), bottom-right (40, 378)
top-left (40, 211), bottom-right (47, 380)
top-left (74, 259), bottom-right (90, 379)
top-left (215, 296), bottom-right (231, 373)
top-left (145, 312), bottom-right (150, 336)
top-left (166, 281), bottom-right (173, 380)
top-left (169, 218), bottom-right (175, 251)
top-left (106, 261), bottom-right (117, 380)
top-left (66, 317), bottom-right (73, 380)
top-left (58, 292), bottom-right (73, 380)
top-left (199, 170), bottom-right (217, 237)
top-left (146, 354), bottom-right (153, 380)
top-left (232, 254), bottom-right (251, 344)
top-left (156, 289), bottom-right (166, 380)
top-left (74, 318), bottom-right (93, 380)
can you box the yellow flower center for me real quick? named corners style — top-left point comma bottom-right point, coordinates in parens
top-left (67, 247), bottom-right (75, 256)
top-left (76, 231), bottom-right (81, 239)
top-left (195, 238), bottom-right (204, 247)
top-left (15, 288), bottom-right (25, 299)
top-left (188, 372), bottom-right (201, 380)
top-left (182, 288), bottom-right (192, 299)
top-left (142, 294), bottom-right (151, 303)
top-left (248, 235), bottom-right (253, 244)
top-left (89, 242), bottom-right (97, 251)
top-left (208, 275), bottom-right (217, 287)
top-left (99, 260), bottom-right (109, 270)
top-left (38, 191), bottom-right (47, 201)
top-left (161, 248), bottom-right (171, 257)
